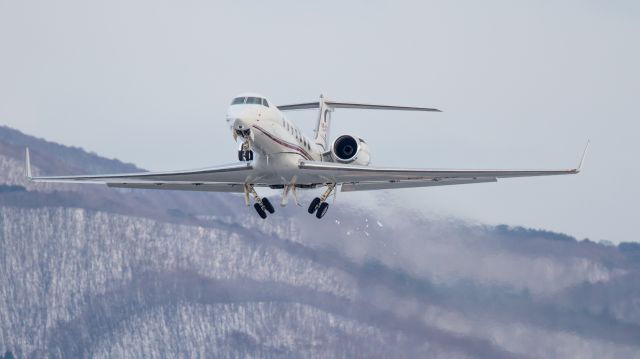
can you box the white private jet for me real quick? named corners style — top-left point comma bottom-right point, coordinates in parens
top-left (25, 93), bottom-right (588, 219)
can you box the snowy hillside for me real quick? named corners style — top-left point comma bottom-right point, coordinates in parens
top-left (0, 125), bottom-right (639, 358)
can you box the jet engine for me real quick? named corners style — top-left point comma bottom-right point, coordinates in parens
top-left (330, 135), bottom-right (371, 166)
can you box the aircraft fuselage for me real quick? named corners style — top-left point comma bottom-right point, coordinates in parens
top-left (226, 93), bottom-right (325, 187)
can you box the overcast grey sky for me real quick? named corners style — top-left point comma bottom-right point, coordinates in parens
top-left (1, 0), bottom-right (638, 243)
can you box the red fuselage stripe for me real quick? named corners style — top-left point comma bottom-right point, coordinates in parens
top-left (252, 125), bottom-right (313, 160)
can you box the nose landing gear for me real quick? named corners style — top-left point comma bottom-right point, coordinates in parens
top-left (238, 141), bottom-right (254, 162)
top-left (308, 183), bottom-right (336, 219)
top-left (238, 149), bottom-right (254, 161)
top-left (234, 127), bottom-right (254, 162)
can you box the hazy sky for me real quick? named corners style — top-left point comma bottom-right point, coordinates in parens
top-left (1, 1), bottom-right (638, 243)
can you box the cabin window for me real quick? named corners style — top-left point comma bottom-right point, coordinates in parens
top-left (231, 97), bottom-right (245, 105)
top-left (262, 98), bottom-right (269, 107)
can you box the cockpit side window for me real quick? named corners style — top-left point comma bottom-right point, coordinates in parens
top-left (231, 97), bottom-right (246, 105)
top-left (246, 97), bottom-right (262, 105)
top-left (262, 98), bottom-right (269, 107)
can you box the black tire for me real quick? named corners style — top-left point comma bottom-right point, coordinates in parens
top-left (247, 150), bottom-right (254, 161)
top-left (254, 203), bottom-right (267, 219)
top-left (308, 197), bottom-right (321, 214)
top-left (262, 198), bottom-right (275, 214)
top-left (316, 202), bottom-right (329, 219)
top-left (238, 150), bottom-right (244, 161)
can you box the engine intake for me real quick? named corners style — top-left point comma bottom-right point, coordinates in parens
top-left (331, 135), bottom-right (371, 166)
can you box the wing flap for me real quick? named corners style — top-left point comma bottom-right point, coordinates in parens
top-left (299, 160), bottom-right (579, 184)
top-left (28, 162), bottom-right (253, 183)
top-left (107, 182), bottom-right (245, 193)
top-left (340, 178), bottom-right (497, 192)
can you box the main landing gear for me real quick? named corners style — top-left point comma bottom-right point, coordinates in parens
top-left (244, 184), bottom-right (274, 219)
top-left (308, 184), bottom-right (336, 219)
top-left (244, 183), bottom-right (336, 220)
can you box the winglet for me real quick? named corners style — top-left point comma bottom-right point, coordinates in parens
top-left (25, 148), bottom-right (33, 180)
top-left (576, 140), bottom-right (590, 173)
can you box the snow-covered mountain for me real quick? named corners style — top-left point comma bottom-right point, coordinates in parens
top-left (1, 125), bottom-right (639, 358)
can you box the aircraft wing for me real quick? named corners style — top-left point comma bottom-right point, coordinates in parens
top-left (25, 149), bottom-right (253, 193)
top-left (300, 143), bottom-right (588, 192)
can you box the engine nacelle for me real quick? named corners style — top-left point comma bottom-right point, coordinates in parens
top-left (330, 135), bottom-right (371, 166)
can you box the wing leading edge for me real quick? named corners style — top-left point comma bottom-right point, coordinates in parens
top-left (25, 148), bottom-right (253, 193)
top-left (25, 141), bottom-right (588, 194)
top-left (299, 142), bottom-right (589, 192)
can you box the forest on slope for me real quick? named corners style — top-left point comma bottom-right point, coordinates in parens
top-left (0, 125), bottom-right (639, 358)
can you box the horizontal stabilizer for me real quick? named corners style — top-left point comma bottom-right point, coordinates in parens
top-left (325, 101), bottom-right (441, 112)
top-left (277, 102), bottom-right (320, 111)
top-left (278, 100), bottom-right (441, 112)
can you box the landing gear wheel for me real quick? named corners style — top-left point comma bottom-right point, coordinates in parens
top-left (238, 150), bottom-right (254, 161)
top-left (308, 197), bottom-right (321, 214)
top-left (316, 202), bottom-right (329, 219)
top-left (262, 198), bottom-right (275, 214)
top-left (254, 203), bottom-right (267, 219)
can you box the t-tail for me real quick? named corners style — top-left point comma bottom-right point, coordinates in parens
top-left (276, 95), bottom-right (442, 150)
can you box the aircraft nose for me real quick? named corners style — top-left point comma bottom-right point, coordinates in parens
top-left (232, 116), bottom-right (244, 128)
top-left (233, 118), bottom-right (249, 133)
top-left (228, 108), bottom-right (259, 131)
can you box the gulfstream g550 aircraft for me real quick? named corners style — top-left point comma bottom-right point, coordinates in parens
top-left (25, 93), bottom-right (588, 219)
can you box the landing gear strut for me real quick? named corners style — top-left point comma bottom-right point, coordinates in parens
top-left (308, 183), bottom-right (336, 219)
top-left (244, 184), bottom-right (274, 219)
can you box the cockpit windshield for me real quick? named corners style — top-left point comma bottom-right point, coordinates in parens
top-left (231, 96), bottom-right (269, 107)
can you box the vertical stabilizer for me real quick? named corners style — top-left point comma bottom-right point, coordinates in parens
top-left (313, 95), bottom-right (333, 150)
